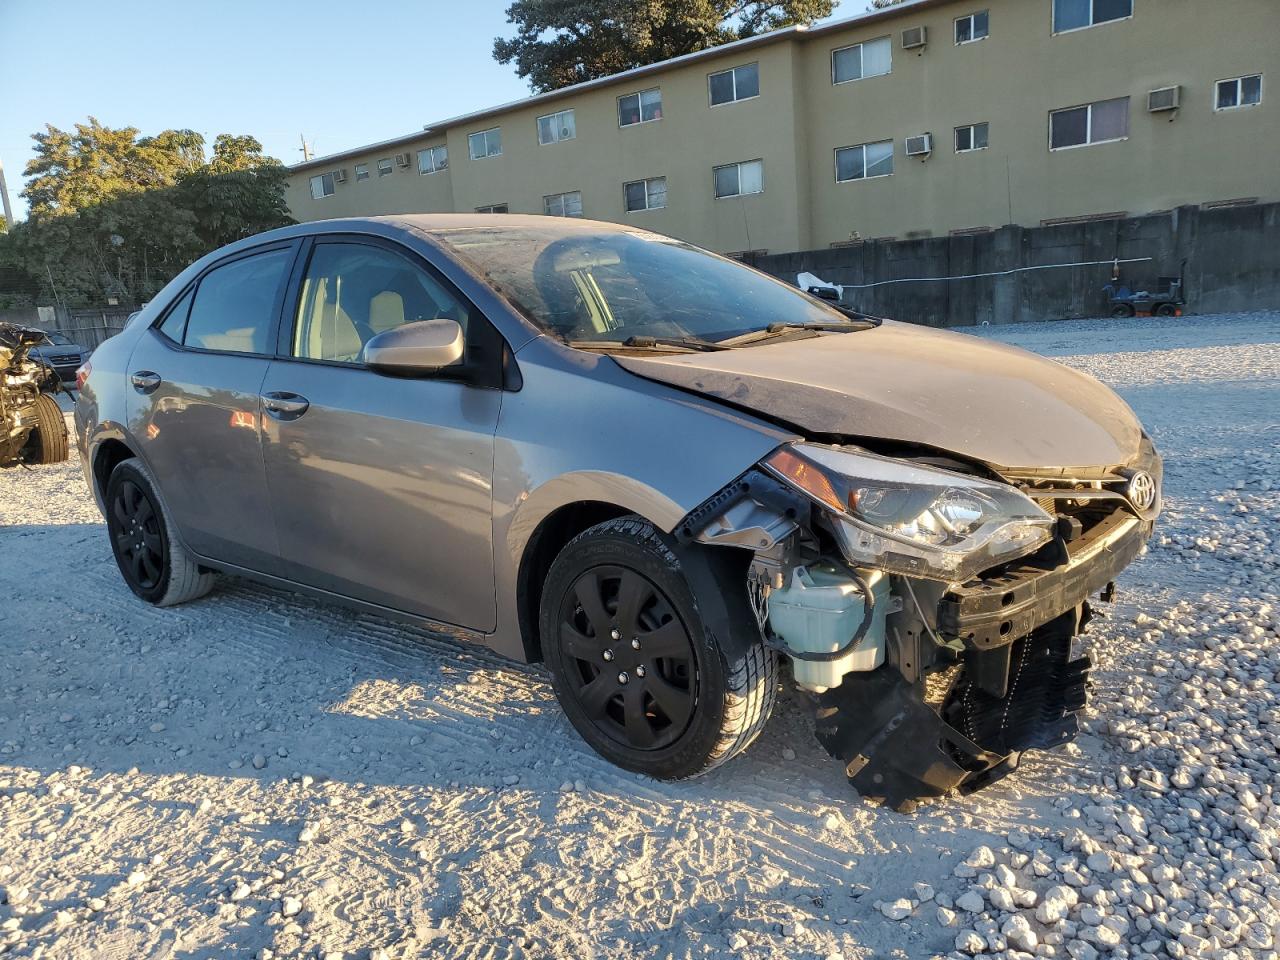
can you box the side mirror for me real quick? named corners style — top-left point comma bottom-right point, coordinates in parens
top-left (362, 319), bottom-right (464, 376)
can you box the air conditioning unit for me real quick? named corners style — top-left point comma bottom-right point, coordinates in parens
top-left (901, 25), bottom-right (928, 49)
top-left (1147, 86), bottom-right (1181, 112)
top-left (332, 168), bottom-right (348, 183)
top-left (905, 133), bottom-right (933, 157)
top-left (394, 152), bottom-right (412, 168)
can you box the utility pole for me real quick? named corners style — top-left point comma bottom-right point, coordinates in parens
top-left (299, 135), bottom-right (312, 162)
top-left (0, 155), bottom-right (14, 227)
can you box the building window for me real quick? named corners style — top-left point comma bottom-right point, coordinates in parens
top-left (468, 128), bottom-right (502, 160)
top-left (1050, 97), bottom-right (1129, 149)
top-left (831, 37), bottom-right (892, 85)
top-left (1216, 75), bottom-right (1263, 110)
top-left (417, 145), bottom-right (448, 174)
top-left (708, 63), bottom-right (759, 106)
top-left (1052, 0), bottom-right (1132, 33)
top-left (377, 158), bottom-right (393, 177)
top-left (955, 10), bottom-right (989, 43)
top-left (475, 204), bottom-right (509, 214)
top-left (544, 191), bottom-right (583, 217)
top-left (353, 163), bottom-right (369, 182)
top-left (624, 177), bottom-right (667, 212)
top-left (835, 140), bottom-right (894, 182)
top-left (309, 173), bottom-right (335, 199)
top-left (713, 159), bottom-right (763, 198)
top-left (619, 88), bottom-right (662, 126)
top-left (537, 109), bottom-right (577, 145)
top-left (955, 122), bottom-right (989, 152)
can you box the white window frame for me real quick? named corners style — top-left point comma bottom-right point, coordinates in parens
top-left (713, 159), bottom-right (764, 199)
top-left (1049, 98), bottom-right (1129, 151)
top-left (1215, 75), bottom-right (1263, 111)
top-left (377, 158), bottom-right (393, 177)
top-left (537, 109), bottom-right (577, 145)
top-left (834, 140), bottom-right (894, 183)
top-left (309, 173), bottom-right (335, 199)
top-left (708, 63), bottom-right (760, 107)
top-left (353, 163), bottom-right (369, 182)
top-left (475, 203), bottom-right (509, 214)
top-left (1051, 0), bottom-right (1133, 35)
top-left (543, 191), bottom-right (583, 217)
top-left (954, 122), bottom-right (989, 153)
top-left (468, 128), bottom-right (502, 160)
top-left (831, 36), bottom-right (893, 85)
top-left (954, 10), bottom-right (989, 44)
top-left (618, 88), bottom-right (662, 127)
top-left (417, 145), bottom-right (448, 174)
top-left (624, 177), bottom-right (667, 212)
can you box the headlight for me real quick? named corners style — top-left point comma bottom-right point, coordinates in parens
top-left (763, 443), bottom-right (1054, 582)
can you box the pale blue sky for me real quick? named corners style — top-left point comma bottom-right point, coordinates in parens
top-left (0, 0), bottom-right (856, 219)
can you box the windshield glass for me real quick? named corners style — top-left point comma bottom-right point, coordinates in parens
top-left (431, 223), bottom-right (847, 343)
top-left (46, 333), bottom-right (72, 345)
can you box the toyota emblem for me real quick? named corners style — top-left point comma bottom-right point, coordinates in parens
top-left (1126, 470), bottom-right (1157, 512)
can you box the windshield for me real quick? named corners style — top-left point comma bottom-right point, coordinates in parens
top-left (45, 333), bottom-right (72, 345)
top-left (430, 223), bottom-right (848, 344)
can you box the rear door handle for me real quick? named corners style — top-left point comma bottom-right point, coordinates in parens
top-left (261, 391), bottom-right (310, 419)
top-left (131, 371), bottom-right (161, 393)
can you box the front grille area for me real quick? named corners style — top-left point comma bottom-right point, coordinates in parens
top-left (50, 354), bottom-right (79, 365)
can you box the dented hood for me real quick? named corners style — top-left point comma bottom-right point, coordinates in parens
top-left (614, 320), bottom-right (1143, 471)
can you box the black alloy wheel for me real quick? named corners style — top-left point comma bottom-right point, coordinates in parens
top-left (110, 478), bottom-right (167, 594)
top-left (555, 565), bottom-right (697, 751)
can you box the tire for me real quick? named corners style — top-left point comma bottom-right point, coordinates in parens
top-left (25, 393), bottom-right (69, 464)
top-left (105, 458), bottom-right (216, 606)
top-left (1110, 304), bottom-right (1135, 318)
top-left (1155, 303), bottom-right (1178, 317)
top-left (540, 516), bottom-right (777, 780)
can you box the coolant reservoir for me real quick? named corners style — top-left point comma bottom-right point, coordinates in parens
top-left (768, 564), bottom-right (889, 692)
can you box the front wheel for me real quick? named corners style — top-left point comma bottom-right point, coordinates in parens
top-left (1111, 303), bottom-right (1136, 318)
top-left (540, 516), bottom-right (777, 780)
top-left (105, 458), bottom-right (216, 606)
top-left (23, 393), bottom-right (69, 464)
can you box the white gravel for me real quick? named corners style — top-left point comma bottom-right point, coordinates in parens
top-left (1, 311), bottom-right (1277, 959)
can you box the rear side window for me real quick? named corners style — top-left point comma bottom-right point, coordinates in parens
top-left (182, 248), bottom-right (291, 354)
top-left (157, 288), bottom-right (195, 342)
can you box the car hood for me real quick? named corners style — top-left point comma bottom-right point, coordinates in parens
top-left (613, 320), bottom-right (1143, 471)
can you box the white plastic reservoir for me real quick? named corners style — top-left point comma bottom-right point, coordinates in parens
top-left (767, 564), bottom-right (889, 692)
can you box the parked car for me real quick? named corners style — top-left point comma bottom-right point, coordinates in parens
top-left (1, 323), bottom-right (70, 467)
top-left (28, 331), bottom-right (91, 385)
top-left (75, 216), bottom-right (1161, 808)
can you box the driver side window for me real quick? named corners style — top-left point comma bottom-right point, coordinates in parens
top-left (292, 241), bottom-right (470, 362)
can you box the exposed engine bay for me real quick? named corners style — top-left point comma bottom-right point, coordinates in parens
top-left (1, 322), bottom-right (71, 468)
top-left (679, 439), bottom-right (1161, 811)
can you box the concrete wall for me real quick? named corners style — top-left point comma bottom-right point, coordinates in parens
top-left (748, 201), bottom-right (1280, 326)
top-left (284, 0), bottom-right (1280, 256)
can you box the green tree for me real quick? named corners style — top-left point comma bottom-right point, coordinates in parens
top-left (208, 133), bottom-right (276, 174)
top-left (493, 0), bottom-right (835, 92)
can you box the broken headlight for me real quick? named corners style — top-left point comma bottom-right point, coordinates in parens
top-left (763, 443), bottom-right (1054, 583)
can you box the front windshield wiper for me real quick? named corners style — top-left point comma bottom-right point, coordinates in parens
top-left (718, 317), bottom-right (880, 347)
top-left (565, 335), bottom-right (730, 353)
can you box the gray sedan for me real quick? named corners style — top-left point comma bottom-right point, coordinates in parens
top-left (75, 216), bottom-right (1160, 807)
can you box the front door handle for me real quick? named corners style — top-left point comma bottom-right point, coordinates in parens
top-left (131, 370), bottom-right (162, 393)
top-left (261, 391), bottom-right (310, 419)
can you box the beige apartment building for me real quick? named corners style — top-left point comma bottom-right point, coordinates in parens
top-left (285, 0), bottom-right (1279, 256)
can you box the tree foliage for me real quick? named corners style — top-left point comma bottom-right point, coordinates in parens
top-left (493, 0), bottom-right (836, 92)
top-left (0, 120), bottom-right (291, 307)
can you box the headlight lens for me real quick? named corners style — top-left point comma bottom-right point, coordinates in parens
top-left (763, 443), bottom-right (1055, 582)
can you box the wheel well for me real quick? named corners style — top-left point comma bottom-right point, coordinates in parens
top-left (516, 501), bottom-right (633, 663)
top-left (92, 439), bottom-right (135, 501)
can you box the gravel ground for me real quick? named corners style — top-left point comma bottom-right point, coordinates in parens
top-left (1, 311), bottom-right (1277, 960)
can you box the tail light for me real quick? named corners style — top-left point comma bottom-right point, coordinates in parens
top-left (75, 361), bottom-right (92, 391)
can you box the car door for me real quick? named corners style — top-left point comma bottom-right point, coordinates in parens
top-left (126, 242), bottom-right (296, 570)
top-left (258, 236), bottom-right (503, 631)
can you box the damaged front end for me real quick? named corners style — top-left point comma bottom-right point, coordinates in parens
top-left (678, 441), bottom-right (1160, 810)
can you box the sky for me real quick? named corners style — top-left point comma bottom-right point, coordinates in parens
top-left (0, 0), bottom-right (857, 220)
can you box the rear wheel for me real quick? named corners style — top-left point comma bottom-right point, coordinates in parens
top-left (540, 516), bottom-right (777, 780)
top-left (1110, 303), bottom-right (1135, 318)
top-left (23, 393), bottom-right (68, 464)
top-left (105, 459), bottom-right (215, 606)
top-left (1154, 303), bottom-right (1178, 317)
